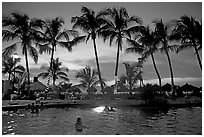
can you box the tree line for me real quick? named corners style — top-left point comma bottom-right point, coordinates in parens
top-left (2, 6), bottom-right (202, 94)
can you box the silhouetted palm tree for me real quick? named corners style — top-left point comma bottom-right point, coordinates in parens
top-left (71, 6), bottom-right (107, 91)
top-left (37, 17), bottom-right (85, 78)
top-left (153, 19), bottom-right (176, 95)
top-left (121, 62), bottom-right (143, 94)
top-left (2, 56), bottom-right (25, 81)
top-left (15, 72), bottom-right (28, 95)
top-left (2, 12), bottom-right (42, 84)
top-left (75, 65), bottom-right (106, 92)
top-left (170, 15), bottom-right (202, 70)
top-left (38, 58), bottom-right (69, 85)
top-left (126, 26), bottom-right (162, 92)
top-left (98, 7), bottom-right (142, 87)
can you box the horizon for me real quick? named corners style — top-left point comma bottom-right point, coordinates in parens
top-left (2, 2), bottom-right (202, 88)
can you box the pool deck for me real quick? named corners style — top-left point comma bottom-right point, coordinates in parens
top-left (2, 98), bottom-right (202, 111)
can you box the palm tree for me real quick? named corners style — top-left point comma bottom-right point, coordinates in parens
top-left (37, 17), bottom-right (85, 81)
top-left (2, 12), bottom-right (43, 84)
top-left (126, 26), bottom-right (162, 92)
top-left (15, 72), bottom-right (28, 95)
top-left (2, 56), bottom-right (25, 81)
top-left (71, 6), bottom-right (108, 91)
top-left (75, 66), bottom-right (106, 93)
top-left (98, 7), bottom-right (142, 88)
top-left (170, 15), bottom-right (202, 70)
top-left (120, 62), bottom-right (143, 94)
top-left (38, 58), bottom-right (69, 85)
top-left (153, 19), bottom-right (176, 95)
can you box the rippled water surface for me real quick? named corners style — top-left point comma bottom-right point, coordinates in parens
top-left (2, 106), bottom-right (202, 135)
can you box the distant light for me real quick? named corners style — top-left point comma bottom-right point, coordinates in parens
top-left (93, 106), bottom-right (105, 113)
top-left (12, 53), bottom-right (19, 59)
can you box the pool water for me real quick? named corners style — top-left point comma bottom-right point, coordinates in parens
top-left (2, 106), bottom-right (202, 135)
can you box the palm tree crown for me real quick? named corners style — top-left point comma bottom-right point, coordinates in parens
top-left (98, 7), bottom-right (142, 85)
top-left (170, 15), bottom-right (202, 70)
top-left (38, 17), bottom-right (85, 68)
top-left (38, 58), bottom-right (69, 85)
top-left (126, 26), bottom-right (162, 91)
top-left (2, 56), bottom-right (25, 81)
top-left (120, 62), bottom-right (143, 93)
top-left (75, 66), bottom-right (106, 90)
top-left (2, 12), bottom-right (43, 84)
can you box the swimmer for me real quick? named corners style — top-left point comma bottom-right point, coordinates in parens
top-left (39, 102), bottom-right (45, 110)
top-left (104, 106), bottom-right (109, 111)
top-left (35, 105), bottom-right (39, 114)
top-left (109, 107), bottom-right (115, 112)
top-left (30, 103), bottom-right (36, 114)
top-left (75, 117), bottom-right (88, 132)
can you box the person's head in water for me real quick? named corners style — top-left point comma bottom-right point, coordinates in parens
top-left (77, 117), bottom-right (82, 124)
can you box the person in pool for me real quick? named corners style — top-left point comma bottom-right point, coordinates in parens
top-left (75, 117), bottom-right (88, 132)
top-left (30, 103), bottom-right (36, 114)
top-left (109, 107), bottom-right (115, 112)
top-left (104, 106), bottom-right (109, 111)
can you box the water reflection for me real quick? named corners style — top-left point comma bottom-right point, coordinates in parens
top-left (92, 106), bottom-right (105, 113)
top-left (2, 107), bottom-right (202, 135)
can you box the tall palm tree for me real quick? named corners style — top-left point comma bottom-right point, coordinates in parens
top-left (170, 15), bottom-right (202, 70)
top-left (37, 17), bottom-right (85, 80)
top-left (98, 7), bottom-right (142, 88)
top-left (120, 62), bottom-right (143, 94)
top-left (126, 26), bottom-right (162, 92)
top-left (2, 56), bottom-right (25, 81)
top-left (153, 19), bottom-right (176, 95)
top-left (71, 6), bottom-right (108, 91)
top-left (2, 12), bottom-right (42, 84)
top-left (75, 66), bottom-right (106, 93)
top-left (38, 58), bottom-right (69, 85)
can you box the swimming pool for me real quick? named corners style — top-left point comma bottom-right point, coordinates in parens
top-left (2, 106), bottom-right (202, 135)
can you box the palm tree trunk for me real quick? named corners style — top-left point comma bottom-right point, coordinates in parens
top-left (92, 38), bottom-right (104, 91)
top-left (165, 50), bottom-right (175, 95)
top-left (50, 44), bottom-right (55, 83)
top-left (151, 53), bottom-right (162, 92)
top-left (24, 45), bottom-right (30, 84)
top-left (24, 44), bottom-right (31, 97)
top-left (129, 80), bottom-right (132, 94)
top-left (8, 73), bottom-right (11, 81)
top-left (115, 43), bottom-right (120, 82)
top-left (114, 43), bottom-right (120, 94)
top-left (53, 75), bottom-right (56, 85)
top-left (194, 45), bottom-right (202, 70)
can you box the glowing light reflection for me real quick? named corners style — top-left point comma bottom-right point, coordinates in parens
top-left (93, 106), bottom-right (105, 113)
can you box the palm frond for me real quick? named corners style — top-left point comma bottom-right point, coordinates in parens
top-left (28, 45), bottom-right (39, 63)
top-left (2, 30), bottom-right (21, 41)
top-left (59, 67), bottom-right (69, 72)
top-left (2, 42), bottom-right (19, 59)
top-left (69, 35), bottom-right (86, 46)
top-left (59, 75), bottom-right (70, 82)
top-left (13, 65), bottom-right (25, 72)
top-left (36, 43), bottom-right (52, 54)
top-left (85, 33), bottom-right (91, 43)
top-left (126, 38), bottom-right (144, 54)
top-left (57, 71), bottom-right (68, 77)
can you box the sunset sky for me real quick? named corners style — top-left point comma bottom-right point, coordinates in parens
top-left (2, 2), bottom-right (202, 87)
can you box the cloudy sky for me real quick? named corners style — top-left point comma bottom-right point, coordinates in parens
top-left (2, 2), bottom-right (202, 87)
